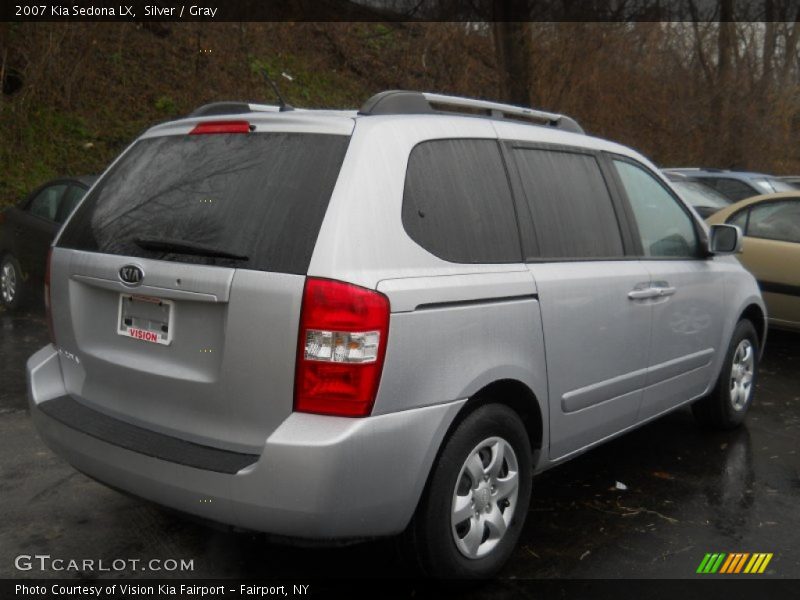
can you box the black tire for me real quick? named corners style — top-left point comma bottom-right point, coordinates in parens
top-left (404, 403), bottom-right (533, 579)
top-left (692, 319), bottom-right (759, 430)
top-left (0, 254), bottom-right (26, 311)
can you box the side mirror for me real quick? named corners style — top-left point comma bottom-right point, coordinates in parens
top-left (709, 224), bottom-right (743, 255)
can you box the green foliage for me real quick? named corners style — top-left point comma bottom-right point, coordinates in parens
top-left (364, 24), bottom-right (396, 51)
top-left (0, 23), bottom-right (396, 207)
top-left (0, 34), bottom-right (372, 206)
top-left (1, 106), bottom-right (90, 203)
top-left (155, 96), bottom-right (177, 113)
top-left (0, 101), bottom-right (145, 206)
top-left (248, 55), bottom-right (365, 109)
top-left (2, 20), bottom-right (799, 210)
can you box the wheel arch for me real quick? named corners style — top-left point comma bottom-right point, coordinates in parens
top-left (404, 377), bottom-right (545, 538)
top-left (739, 302), bottom-right (767, 358)
top-left (443, 378), bottom-right (544, 467)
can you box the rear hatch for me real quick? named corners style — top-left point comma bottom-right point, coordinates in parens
top-left (51, 122), bottom-right (351, 453)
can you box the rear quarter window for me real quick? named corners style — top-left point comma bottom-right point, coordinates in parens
top-left (401, 139), bottom-right (522, 264)
top-left (58, 132), bottom-right (350, 275)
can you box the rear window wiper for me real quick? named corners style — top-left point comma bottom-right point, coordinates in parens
top-left (134, 237), bottom-right (249, 261)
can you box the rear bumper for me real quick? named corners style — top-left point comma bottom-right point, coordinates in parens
top-left (27, 344), bottom-right (464, 539)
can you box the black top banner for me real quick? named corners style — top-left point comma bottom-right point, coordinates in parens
top-left (2, 0), bottom-right (797, 22)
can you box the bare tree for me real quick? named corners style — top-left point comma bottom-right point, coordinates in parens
top-left (490, 0), bottom-right (533, 106)
top-left (712, 0), bottom-right (737, 166)
top-left (492, 20), bottom-right (533, 106)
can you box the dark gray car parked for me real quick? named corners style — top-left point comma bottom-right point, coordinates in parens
top-left (664, 168), bottom-right (795, 202)
top-left (0, 176), bottom-right (96, 309)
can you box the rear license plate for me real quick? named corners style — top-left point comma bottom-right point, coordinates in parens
top-left (117, 294), bottom-right (174, 345)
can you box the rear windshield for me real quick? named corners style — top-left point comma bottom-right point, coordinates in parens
top-left (672, 181), bottom-right (730, 209)
top-left (58, 132), bottom-right (350, 275)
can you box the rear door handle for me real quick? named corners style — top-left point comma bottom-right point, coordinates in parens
top-left (628, 281), bottom-right (676, 300)
top-left (651, 281), bottom-right (676, 297)
top-left (628, 289), bottom-right (659, 300)
top-left (628, 283), bottom-right (660, 300)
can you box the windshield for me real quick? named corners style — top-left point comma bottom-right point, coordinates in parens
top-left (671, 180), bottom-right (730, 209)
top-left (57, 132), bottom-right (350, 274)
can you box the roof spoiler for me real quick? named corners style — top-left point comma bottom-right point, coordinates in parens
top-left (188, 102), bottom-right (283, 118)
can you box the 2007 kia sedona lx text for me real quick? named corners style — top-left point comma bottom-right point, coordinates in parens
top-left (27, 91), bottom-right (766, 578)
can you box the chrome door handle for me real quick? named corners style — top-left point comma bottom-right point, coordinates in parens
top-left (629, 281), bottom-right (676, 300)
top-left (651, 281), bottom-right (676, 297)
top-left (628, 287), bottom-right (660, 300)
top-left (656, 286), bottom-right (676, 297)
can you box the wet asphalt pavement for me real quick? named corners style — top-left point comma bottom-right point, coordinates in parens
top-left (1, 306), bottom-right (798, 582)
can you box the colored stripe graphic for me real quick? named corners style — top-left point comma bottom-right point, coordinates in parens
top-left (697, 554), bottom-right (713, 573)
top-left (719, 554), bottom-right (736, 574)
top-left (698, 552), bottom-right (773, 574)
top-left (758, 554), bottom-right (773, 573)
top-left (745, 553), bottom-right (774, 574)
top-left (730, 553), bottom-right (741, 573)
top-left (745, 554), bottom-right (762, 573)
top-left (697, 553), bottom-right (727, 573)
top-left (734, 553), bottom-right (749, 573)
top-left (710, 553), bottom-right (726, 573)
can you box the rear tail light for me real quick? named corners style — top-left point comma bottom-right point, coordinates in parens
top-left (294, 278), bottom-right (390, 417)
top-left (44, 248), bottom-right (55, 344)
top-left (189, 121), bottom-right (251, 135)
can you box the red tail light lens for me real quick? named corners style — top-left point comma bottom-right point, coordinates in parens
top-left (44, 248), bottom-right (55, 344)
top-left (294, 278), bottom-right (390, 417)
top-left (189, 121), bottom-right (251, 135)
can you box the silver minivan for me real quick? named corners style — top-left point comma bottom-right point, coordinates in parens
top-left (27, 91), bottom-right (766, 578)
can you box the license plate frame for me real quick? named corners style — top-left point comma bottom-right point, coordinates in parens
top-left (117, 294), bottom-right (174, 346)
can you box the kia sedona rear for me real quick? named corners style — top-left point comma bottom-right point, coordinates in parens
top-left (28, 103), bottom-right (457, 547)
top-left (28, 92), bottom-right (766, 579)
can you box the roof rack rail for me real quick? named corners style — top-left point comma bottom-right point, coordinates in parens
top-left (666, 167), bottom-right (725, 173)
top-left (358, 90), bottom-right (584, 134)
top-left (188, 102), bottom-right (283, 118)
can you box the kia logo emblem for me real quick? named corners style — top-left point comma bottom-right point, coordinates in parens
top-left (119, 265), bottom-right (144, 286)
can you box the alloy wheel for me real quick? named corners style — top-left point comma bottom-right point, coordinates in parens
top-left (1, 262), bottom-right (16, 305)
top-left (451, 436), bottom-right (519, 559)
top-left (730, 339), bottom-right (754, 411)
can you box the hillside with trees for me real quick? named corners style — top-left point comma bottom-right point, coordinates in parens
top-left (1, 16), bottom-right (799, 203)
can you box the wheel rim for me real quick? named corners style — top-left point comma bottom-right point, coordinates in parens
top-left (451, 436), bottom-right (519, 560)
top-left (1, 262), bottom-right (16, 304)
top-left (730, 339), bottom-right (754, 411)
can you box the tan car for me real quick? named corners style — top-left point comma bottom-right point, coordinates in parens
top-left (707, 192), bottom-right (800, 330)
